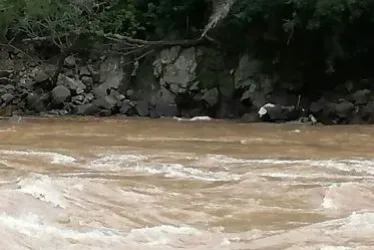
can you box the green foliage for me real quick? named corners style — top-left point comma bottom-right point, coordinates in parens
top-left (220, 0), bottom-right (374, 75)
top-left (0, 0), bottom-right (207, 43)
top-left (0, 0), bottom-right (155, 43)
top-left (0, 0), bottom-right (373, 78)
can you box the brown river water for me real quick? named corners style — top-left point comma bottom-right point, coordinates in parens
top-left (0, 117), bottom-right (374, 250)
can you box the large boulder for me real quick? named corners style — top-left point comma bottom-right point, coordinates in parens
top-left (150, 87), bottom-right (178, 117)
top-left (362, 101), bottom-right (374, 123)
top-left (64, 55), bottom-right (76, 68)
top-left (335, 101), bottom-right (354, 118)
top-left (57, 75), bottom-right (86, 94)
top-left (119, 99), bottom-right (133, 115)
top-left (351, 89), bottom-right (371, 105)
top-left (202, 88), bottom-right (219, 107)
top-left (234, 54), bottom-right (262, 89)
top-left (135, 100), bottom-right (149, 116)
top-left (27, 92), bottom-right (47, 112)
top-left (51, 85), bottom-right (71, 104)
top-left (99, 56), bottom-right (127, 92)
top-left (93, 95), bottom-right (117, 110)
top-left (34, 69), bottom-right (49, 83)
top-left (157, 47), bottom-right (198, 93)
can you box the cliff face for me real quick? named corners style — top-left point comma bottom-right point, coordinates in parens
top-left (1, 44), bottom-right (374, 125)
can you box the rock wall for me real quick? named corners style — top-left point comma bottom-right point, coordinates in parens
top-left (1, 46), bottom-right (374, 125)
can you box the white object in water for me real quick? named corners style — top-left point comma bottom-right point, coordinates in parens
top-left (173, 116), bottom-right (212, 122)
top-left (190, 116), bottom-right (212, 121)
top-left (258, 103), bottom-right (275, 118)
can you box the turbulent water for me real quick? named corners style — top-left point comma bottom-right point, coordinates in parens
top-left (0, 117), bottom-right (374, 249)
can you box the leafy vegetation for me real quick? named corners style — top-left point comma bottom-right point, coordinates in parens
top-left (0, 0), bottom-right (372, 82)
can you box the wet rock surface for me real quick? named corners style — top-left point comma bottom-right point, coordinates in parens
top-left (0, 47), bottom-right (373, 125)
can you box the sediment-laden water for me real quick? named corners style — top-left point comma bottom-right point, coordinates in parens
top-left (0, 117), bottom-right (373, 249)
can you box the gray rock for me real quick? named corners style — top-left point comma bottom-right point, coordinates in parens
top-left (0, 77), bottom-right (12, 85)
top-left (27, 93), bottom-right (46, 112)
top-left (335, 101), bottom-right (354, 118)
top-left (93, 95), bottom-right (117, 110)
top-left (260, 76), bottom-right (275, 94)
top-left (1, 93), bottom-right (13, 103)
top-left (3, 84), bottom-right (15, 91)
top-left (99, 56), bottom-right (125, 90)
top-left (74, 103), bottom-right (99, 115)
top-left (352, 89), bottom-right (371, 105)
top-left (76, 87), bottom-right (85, 95)
top-left (135, 100), bottom-right (149, 116)
top-left (85, 93), bottom-right (94, 102)
top-left (72, 95), bottom-right (85, 105)
top-left (0, 70), bottom-right (12, 78)
top-left (161, 47), bottom-right (197, 93)
top-left (202, 88), bottom-right (219, 107)
top-left (87, 65), bottom-right (100, 83)
top-left (309, 99), bottom-right (337, 125)
top-left (79, 67), bottom-right (91, 77)
top-left (217, 99), bottom-right (244, 119)
top-left (126, 89), bottom-right (135, 98)
top-left (234, 54), bottom-right (262, 89)
top-left (118, 94), bottom-right (125, 101)
top-left (58, 75), bottom-right (86, 92)
top-left (310, 99), bottom-right (326, 114)
top-left (87, 65), bottom-right (96, 75)
top-left (160, 46), bottom-right (181, 64)
top-left (92, 85), bottom-right (107, 99)
top-left (240, 89), bottom-right (252, 101)
top-left (153, 58), bottom-right (163, 78)
top-left (155, 102), bottom-right (178, 117)
top-left (81, 76), bottom-right (93, 85)
top-left (52, 85), bottom-right (71, 104)
top-left (250, 91), bottom-right (267, 109)
top-left (361, 101), bottom-right (374, 123)
top-left (269, 92), bottom-right (298, 106)
top-left (64, 69), bottom-right (74, 78)
top-left (34, 69), bottom-right (49, 83)
top-left (109, 90), bottom-right (124, 102)
top-left (151, 87), bottom-right (178, 117)
top-left (64, 56), bottom-right (76, 68)
top-left (0, 87), bottom-right (6, 96)
top-left (119, 99), bottom-right (132, 115)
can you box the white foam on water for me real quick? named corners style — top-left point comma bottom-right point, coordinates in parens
top-left (124, 225), bottom-right (201, 245)
top-left (131, 163), bottom-right (241, 182)
top-left (87, 153), bottom-right (241, 181)
top-left (0, 128), bottom-right (15, 133)
top-left (0, 212), bottom-right (121, 240)
top-left (246, 212), bottom-right (374, 249)
top-left (321, 183), bottom-right (341, 210)
top-left (17, 174), bottom-right (67, 209)
top-left (204, 155), bottom-right (374, 178)
top-left (261, 172), bottom-right (308, 179)
top-left (0, 212), bottom-right (232, 249)
top-left (173, 116), bottom-right (212, 122)
top-left (320, 183), bottom-right (374, 212)
top-left (341, 212), bottom-right (374, 230)
top-left (0, 150), bottom-right (76, 164)
top-left (89, 153), bottom-right (148, 171)
top-left (319, 247), bottom-right (353, 250)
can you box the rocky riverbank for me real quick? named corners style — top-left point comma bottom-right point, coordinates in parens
top-left (1, 46), bottom-right (374, 125)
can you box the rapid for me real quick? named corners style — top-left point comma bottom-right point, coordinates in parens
top-left (0, 117), bottom-right (374, 250)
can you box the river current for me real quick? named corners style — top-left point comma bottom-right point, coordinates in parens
top-left (0, 117), bottom-right (373, 249)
